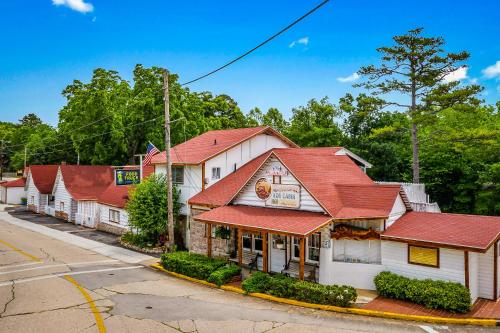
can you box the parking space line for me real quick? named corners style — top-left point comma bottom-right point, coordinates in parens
top-left (0, 266), bottom-right (144, 287)
top-left (0, 262), bottom-right (42, 270)
top-left (64, 275), bottom-right (106, 333)
top-left (0, 238), bottom-right (42, 262)
top-left (0, 259), bottom-right (119, 275)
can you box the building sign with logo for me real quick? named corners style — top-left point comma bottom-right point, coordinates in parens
top-left (254, 177), bottom-right (300, 209)
top-left (115, 169), bottom-right (140, 186)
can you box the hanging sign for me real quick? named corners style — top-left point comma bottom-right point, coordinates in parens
top-left (265, 184), bottom-right (301, 208)
top-left (115, 169), bottom-right (140, 186)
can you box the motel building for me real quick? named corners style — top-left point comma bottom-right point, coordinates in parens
top-left (25, 165), bottom-right (59, 214)
top-left (178, 143), bottom-right (500, 303)
top-left (151, 126), bottom-right (371, 248)
top-left (51, 165), bottom-right (114, 226)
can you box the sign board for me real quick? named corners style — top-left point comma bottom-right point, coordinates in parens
top-left (265, 162), bottom-right (289, 177)
top-left (265, 183), bottom-right (301, 209)
top-left (115, 169), bottom-right (140, 186)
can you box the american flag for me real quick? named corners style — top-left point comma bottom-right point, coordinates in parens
top-left (143, 142), bottom-right (160, 165)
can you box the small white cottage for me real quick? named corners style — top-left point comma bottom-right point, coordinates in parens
top-left (52, 165), bottom-right (114, 226)
top-left (96, 184), bottom-right (131, 235)
top-left (0, 178), bottom-right (26, 204)
top-left (25, 165), bottom-right (59, 214)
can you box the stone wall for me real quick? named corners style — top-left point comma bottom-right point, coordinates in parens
top-left (97, 221), bottom-right (127, 235)
top-left (189, 219), bottom-right (235, 259)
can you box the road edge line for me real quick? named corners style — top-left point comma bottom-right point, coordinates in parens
top-left (149, 262), bottom-right (499, 327)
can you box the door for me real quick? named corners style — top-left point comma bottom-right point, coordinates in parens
top-left (270, 234), bottom-right (286, 273)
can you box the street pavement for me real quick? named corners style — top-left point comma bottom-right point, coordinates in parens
top-left (0, 212), bottom-right (496, 333)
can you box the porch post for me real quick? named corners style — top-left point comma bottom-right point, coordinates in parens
top-left (207, 223), bottom-right (212, 258)
top-left (262, 233), bottom-right (268, 273)
top-left (237, 228), bottom-right (243, 265)
top-left (299, 237), bottom-right (305, 280)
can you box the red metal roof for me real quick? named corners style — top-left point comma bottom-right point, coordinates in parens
top-left (382, 211), bottom-right (500, 251)
top-left (151, 126), bottom-right (297, 165)
top-left (60, 165), bottom-right (114, 200)
top-left (189, 148), bottom-right (400, 220)
top-left (194, 205), bottom-right (332, 236)
top-left (98, 184), bottom-right (132, 208)
top-left (0, 178), bottom-right (26, 188)
top-left (29, 165), bottom-right (59, 194)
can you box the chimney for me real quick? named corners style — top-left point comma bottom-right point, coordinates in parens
top-left (214, 139), bottom-right (217, 145)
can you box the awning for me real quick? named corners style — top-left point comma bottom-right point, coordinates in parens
top-left (193, 205), bottom-right (332, 236)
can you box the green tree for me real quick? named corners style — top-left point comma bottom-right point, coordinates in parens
top-left (126, 174), bottom-right (181, 246)
top-left (356, 28), bottom-right (481, 183)
top-left (263, 108), bottom-right (288, 133)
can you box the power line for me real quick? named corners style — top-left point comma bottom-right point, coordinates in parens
top-left (180, 0), bottom-right (330, 86)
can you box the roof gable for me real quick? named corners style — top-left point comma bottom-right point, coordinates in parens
top-left (58, 165), bottom-right (114, 200)
top-left (28, 165), bottom-right (59, 194)
top-left (151, 126), bottom-right (297, 165)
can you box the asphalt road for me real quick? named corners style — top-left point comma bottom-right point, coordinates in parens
top-left (0, 213), bottom-right (495, 333)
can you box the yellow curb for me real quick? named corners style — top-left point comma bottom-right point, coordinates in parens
top-left (149, 262), bottom-right (498, 327)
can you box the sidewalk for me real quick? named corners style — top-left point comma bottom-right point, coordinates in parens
top-left (0, 208), bottom-right (154, 264)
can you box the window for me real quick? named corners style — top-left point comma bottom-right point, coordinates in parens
top-left (308, 233), bottom-right (320, 262)
top-left (211, 167), bottom-right (221, 180)
top-left (172, 166), bottom-right (184, 185)
top-left (273, 175), bottom-right (281, 184)
top-left (60, 201), bottom-right (65, 211)
top-left (408, 245), bottom-right (439, 267)
top-left (30, 196), bottom-right (34, 204)
top-left (292, 234), bottom-right (321, 263)
top-left (243, 233), bottom-right (252, 250)
top-left (332, 239), bottom-right (381, 264)
top-left (254, 234), bottom-right (263, 252)
top-left (109, 209), bottom-right (120, 223)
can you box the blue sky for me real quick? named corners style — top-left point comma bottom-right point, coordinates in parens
top-left (1, 0), bottom-right (499, 126)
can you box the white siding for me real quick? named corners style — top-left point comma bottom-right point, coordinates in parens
top-left (381, 241), bottom-right (465, 284)
top-left (98, 204), bottom-right (129, 228)
top-left (233, 156), bottom-right (324, 213)
top-left (155, 164), bottom-right (203, 215)
top-left (26, 174), bottom-right (41, 212)
top-left (386, 194), bottom-right (407, 228)
top-left (469, 252), bottom-right (479, 302)
top-left (478, 247), bottom-right (494, 299)
top-left (53, 169), bottom-right (73, 220)
top-left (77, 200), bottom-right (99, 227)
top-left (0, 187), bottom-right (25, 204)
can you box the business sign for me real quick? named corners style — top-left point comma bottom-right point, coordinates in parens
top-left (115, 169), bottom-right (140, 186)
top-left (266, 184), bottom-right (301, 209)
top-left (265, 163), bottom-right (289, 177)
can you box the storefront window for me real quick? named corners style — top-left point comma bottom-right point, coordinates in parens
top-left (243, 233), bottom-right (252, 250)
top-left (254, 234), bottom-right (263, 252)
top-left (308, 233), bottom-right (320, 262)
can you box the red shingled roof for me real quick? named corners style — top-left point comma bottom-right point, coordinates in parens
top-left (1, 178), bottom-right (26, 188)
top-left (194, 205), bottom-right (332, 236)
top-left (382, 211), bottom-right (500, 252)
top-left (189, 148), bottom-right (399, 220)
top-left (29, 165), bottom-right (59, 194)
top-left (60, 165), bottom-right (114, 200)
top-left (98, 184), bottom-right (132, 208)
top-left (151, 126), bottom-right (297, 165)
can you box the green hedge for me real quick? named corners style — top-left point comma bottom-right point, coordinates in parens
top-left (161, 252), bottom-right (226, 280)
top-left (242, 272), bottom-right (357, 307)
top-left (374, 271), bottom-right (471, 313)
top-left (207, 264), bottom-right (242, 286)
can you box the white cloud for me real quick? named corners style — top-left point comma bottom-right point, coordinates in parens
top-left (443, 66), bottom-right (468, 83)
top-left (337, 72), bottom-right (360, 83)
top-left (482, 61), bottom-right (500, 79)
top-left (52, 0), bottom-right (94, 13)
top-left (289, 37), bottom-right (309, 48)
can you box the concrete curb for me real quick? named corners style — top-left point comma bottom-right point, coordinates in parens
top-left (149, 263), bottom-right (499, 327)
top-left (0, 211), bottom-right (154, 264)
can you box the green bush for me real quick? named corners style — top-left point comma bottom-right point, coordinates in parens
top-left (161, 252), bottom-right (226, 280)
top-left (207, 264), bottom-right (241, 286)
top-left (126, 174), bottom-right (181, 246)
top-left (20, 197), bottom-right (27, 205)
top-left (374, 271), bottom-right (471, 313)
top-left (241, 272), bottom-right (357, 307)
top-left (121, 232), bottom-right (158, 249)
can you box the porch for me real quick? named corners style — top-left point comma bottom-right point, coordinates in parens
top-left (192, 205), bottom-right (332, 280)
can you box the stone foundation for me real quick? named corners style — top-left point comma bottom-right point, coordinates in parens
top-left (189, 219), bottom-right (235, 259)
top-left (97, 221), bottom-right (128, 235)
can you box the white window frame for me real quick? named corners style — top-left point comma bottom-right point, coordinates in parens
top-left (242, 233), bottom-right (263, 253)
top-left (109, 209), bottom-right (120, 223)
top-left (172, 166), bottom-right (184, 185)
top-left (30, 196), bottom-right (34, 204)
top-left (60, 201), bottom-right (65, 212)
top-left (211, 167), bottom-right (221, 180)
top-left (291, 233), bottom-right (321, 264)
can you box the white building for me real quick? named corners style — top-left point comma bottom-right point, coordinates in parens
top-left (96, 184), bottom-right (131, 235)
top-left (0, 178), bottom-right (26, 204)
top-left (25, 165), bottom-right (59, 214)
top-left (52, 165), bottom-right (114, 226)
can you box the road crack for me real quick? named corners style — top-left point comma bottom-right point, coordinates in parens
top-left (0, 280), bottom-right (15, 317)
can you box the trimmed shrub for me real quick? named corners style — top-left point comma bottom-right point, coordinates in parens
top-left (374, 271), bottom-right (471, 313)
top-left (207, 264), bottom-right (242, 286)
top-left (241, 272), bottom-right (357, 307)
top-left (161, 252), bottom-right (226, 280)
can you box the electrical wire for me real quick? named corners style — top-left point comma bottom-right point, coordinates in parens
top-left (180, 0), bottom-right (330, 86)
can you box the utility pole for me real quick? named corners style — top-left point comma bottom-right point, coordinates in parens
top-left (77, 153), bottom-right (80, 165)
top-left (24, 146), bottom-right (27, 170)
top-left (163, 69), bottom-right (175, 250)
top-left (0, 140), bottom-right (4, 181)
